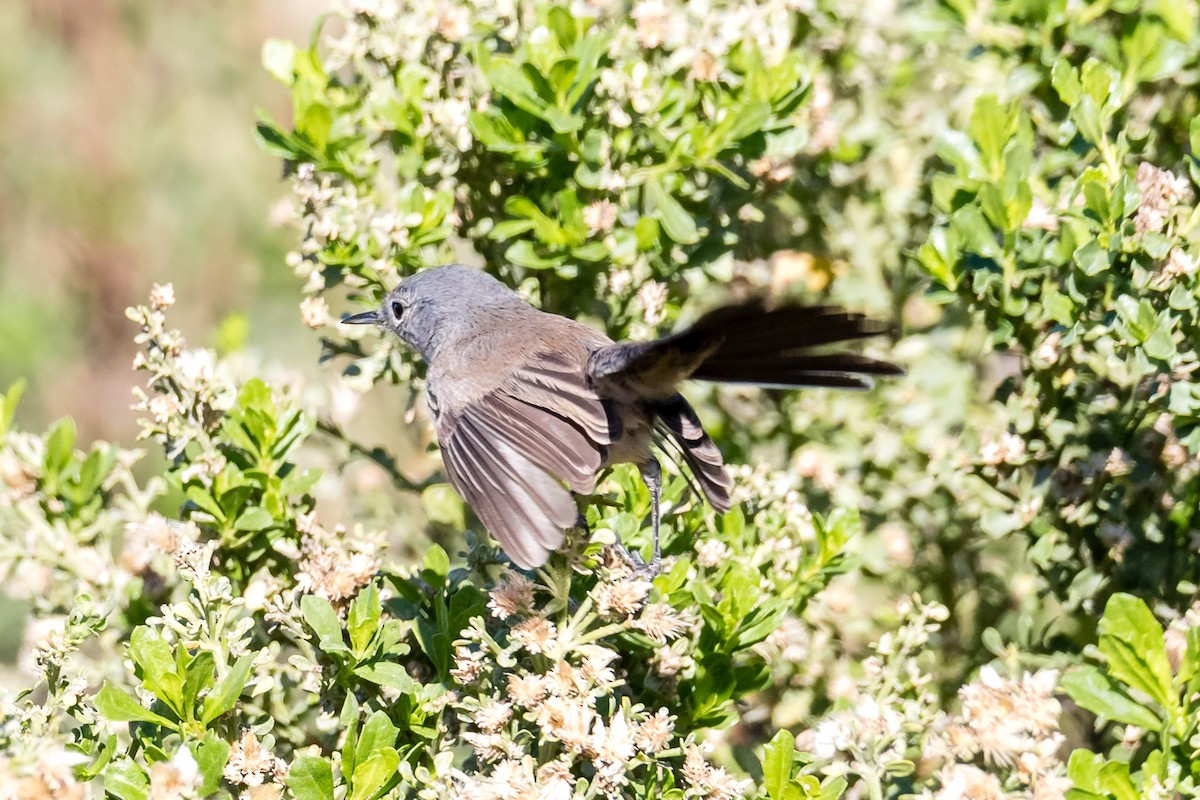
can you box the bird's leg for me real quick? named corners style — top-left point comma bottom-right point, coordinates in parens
top-left (640, 457), bottom-right (663, 575)
top-left (607, 461), bottom-right (664, 578)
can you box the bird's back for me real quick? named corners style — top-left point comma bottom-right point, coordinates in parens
top-left (426, 305), bottom-right (612, 415)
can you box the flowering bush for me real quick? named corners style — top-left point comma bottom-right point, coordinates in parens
top-left (3, 0), bottom-right (1200, 799)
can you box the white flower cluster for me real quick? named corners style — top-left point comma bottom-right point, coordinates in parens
top-left (288, 512), bottom-right (381, 609)
top-left (802, 595), bottom-right (1068, 800)
top-left (128, 298), bottom-right (237, 472)
top-left (801, 596), bottom-right (947, 793)
top-left (920, 667), bottom-right (1069, 800)
top-left (1133, 162), bottom-right (1192, 235)
top-left (436, 564), bottom-right (740, 799)
top-left (726, 464), bottom-right (828, 591)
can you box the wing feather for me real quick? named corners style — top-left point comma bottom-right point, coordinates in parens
top-left (454, 419), bottom-right (576, 531)
top-left (473, 395), bottom-right (601, 492)
top-left (434, 353), bottom-right (611, 568)
top-left (655, 395), bottom-right (732, 512)
top-left (442, 413), bottom-right (578, 568)
top-left (500, 354), bottom-right (617, 445)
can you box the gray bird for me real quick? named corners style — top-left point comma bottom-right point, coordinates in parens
top-left (343, 264), bottom-right (901, 571)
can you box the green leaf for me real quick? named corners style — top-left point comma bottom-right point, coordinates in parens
top-left (1179, 627), bottom-right (1200, 686)
top-left (950, 205), bottom-right (1000, 259)
top-left (234, 506), bottom-right (274, 532)
top-left (917, 235), bottom-right (959, 291)
top-left (354, 711), bottom-right (399, 767)
top-left (1097, 593), bottom-right (1174, 712)
top-left (185, 485), bottom-right (226, 522)
top-left (1098, 760), bottom-right (1140, 800)
top-left (200, 653), bottom-right (254, 725)
top-left (182, 651), bottom-right (216, 716)
top-left (104, 758), bottom-right (150, 800)
top-left (421, 484), bottom-right (466, 528)
top-left (302, 595), bottom-right (350, 655)
top-left (288, 755), bottom-right (335, 800)
top-left (1144, 315), bottom-right (1177, 360)
top-left (505, 240), bottom-right (563, 270)
top-left (348, 582), bottom-right (382, 656)
top-left (1073, 95), bottom-right (1105, 146)
top-left (192, 734), bottom-right (231, 796)
top-left (414, 617), bottom-right (452, 678)
top-left (762, 729), bottom-right (796, 800)
top-left (645, 179), bottom-right (699, 244)
top-left (1067, 749), bottom-right (1104, 793)
top-left (281, 467), bottom-right (322, 497)
top-left (580, 129), bottom-right (606, 163)
top-left (128, 628), bottom-right (185, 715)
top-left (423, 545), bottom-right (450, 585)
top-left (1066, 749), bottom-right (1139, 800)
top-left (1151, 0), bottom-right (1199, 39)
top-left (486, 61), bottom-right (547, 117)
top-left (340, 693), bottom-right (363, 779)
top-left (1044, 292), bottom-right (1076, 326)
top-left (255, 118), bottom-right (310, 160)
top-left (1051, 59), bottom-right (1081, 106)
top-left (820, 777), bottom-right (848, 800)
top-left (487, 219), bottom-right (537, 241)
top-left (355, 662), bottom-right (418, 694)
top-left (348, 749), bottom-right (400, 800)
top-left (298, 103), bottom-right (333, 152)
top-left (504, 196), bottom-right (566, 245)
top-left (1073, 239), bottom-right (1110, 276)
top-left (0, 379), bottom-right (25, 439)
top-left (44, 417), bottom-right (77, 477)
top-left (94, 685), bottom-right (176, 728)
top-left (79, 734), bottom-right (118, 780)
top-left (1082, 170), bottom-right (1114, 222)
top-left (262, 39), bottom-right (296, 85)
top-left (721, 101), bottom-right (772, 146)
top-left (1059, 666), bottom-right (1162, 729)
top-left (468, 111), bottom-right (537, 156)
top-left (1081, 60), bottom-right (1118, 109)
top-left (969, 94), bottom-right (1016, 177)
top-left (544, 107), bottom-right (584, 133)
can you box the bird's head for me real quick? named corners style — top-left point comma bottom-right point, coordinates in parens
top-left (340, 264), bottom-right (526, 360)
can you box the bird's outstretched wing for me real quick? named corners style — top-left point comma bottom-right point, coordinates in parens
top-left (434, 351), bottom-right (615, 569)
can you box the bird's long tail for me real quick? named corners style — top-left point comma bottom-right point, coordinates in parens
top-left (683, 301), bottom-right (902, 389)
top-left (590, 299), bottom-right (902, 392)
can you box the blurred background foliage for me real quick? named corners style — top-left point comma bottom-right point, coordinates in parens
top-left (0, 0), bottom-right (319, 438)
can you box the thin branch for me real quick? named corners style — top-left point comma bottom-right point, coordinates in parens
top-left (315, 417), bottom-right (434, 494)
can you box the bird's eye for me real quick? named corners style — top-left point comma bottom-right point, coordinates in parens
top-left (391, 301), bottom-right (404, 320)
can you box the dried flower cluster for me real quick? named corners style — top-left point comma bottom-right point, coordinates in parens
top-left (1133, 162), bottom-right (1192, 234)
top-left (922, 668), bottom-right (1068, 799)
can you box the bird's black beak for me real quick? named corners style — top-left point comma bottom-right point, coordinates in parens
top-left (341, 310), bottom-right (382, 325)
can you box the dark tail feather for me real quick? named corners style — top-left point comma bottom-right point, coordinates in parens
top-left (692, 352), bottom-right (902, 390)
top-left (680, 301), bottom-right (902, 389)
top-left (588, 299), bottom-right (902, 394)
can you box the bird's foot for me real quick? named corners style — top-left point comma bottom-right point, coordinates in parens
top-left (613, 543), bottom-right (662, 579)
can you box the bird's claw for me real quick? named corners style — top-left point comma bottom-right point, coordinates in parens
top-left (614, 543), bottom-right (662, 579)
